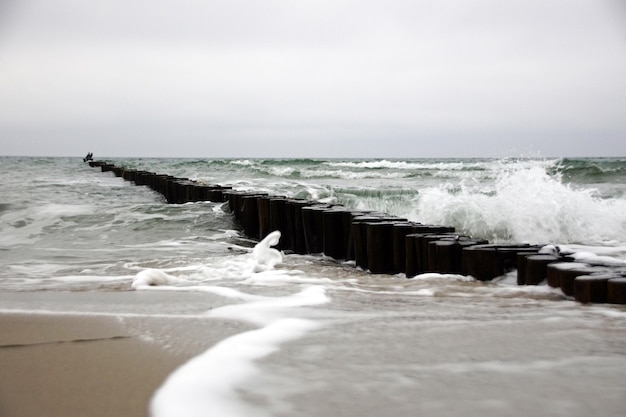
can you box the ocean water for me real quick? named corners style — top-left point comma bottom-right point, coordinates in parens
top-left (1, 156), bottom-right (626, 416)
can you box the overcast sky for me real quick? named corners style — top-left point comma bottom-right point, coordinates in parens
top-left (1, 0), bottom-right (625, 158)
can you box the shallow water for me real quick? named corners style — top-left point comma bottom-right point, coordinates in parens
top-left (1, 156), bottom-right (625, 416)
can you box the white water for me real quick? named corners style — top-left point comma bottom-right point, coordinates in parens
top-left (410, 164), bottom-right (626, 244)
top-left (132, 232), bottom-right (329, 417)
top-left (151, 318), bottom-right (321, 417)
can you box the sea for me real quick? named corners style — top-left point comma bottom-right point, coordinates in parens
top-left (1, 156), bottom-right (626, 417)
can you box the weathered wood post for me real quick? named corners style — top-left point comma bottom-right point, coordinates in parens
top-left (302, 205), bottom-right (330, 254)
top-left (522, 254), bottom-right (560, 285)
top-left (269, 197), bottom-right (289, 250)
top-left (574, 274), bottom-right (619, 303)
top-left (608, 277), bottom-right (626, 304)
top-left (286, 199), bottom-right (315, 254)
top-left (322, 207), bottom-right (350, 260)
top-left (366, 221), bottom-right (397, 274)
top-left (257, 196), bottom-right (272, 241)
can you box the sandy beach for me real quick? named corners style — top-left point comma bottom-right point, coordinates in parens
top-left (0, 290), bottom-right (255, 417)
top-left (0, 313), bottom-right (187, 417)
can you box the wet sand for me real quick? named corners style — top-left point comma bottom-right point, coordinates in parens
top-left (0, 290), bottom-right (254, 417)
top-left (0, 313), bottom-right (188, 417)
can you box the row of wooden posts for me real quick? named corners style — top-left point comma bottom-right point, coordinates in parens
top-left (88, 160), bottom-right (626, 304)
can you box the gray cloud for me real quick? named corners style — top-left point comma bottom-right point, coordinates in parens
top-left (1, 0), bottom-right (625, 157)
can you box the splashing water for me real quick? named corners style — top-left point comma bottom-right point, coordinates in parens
top-left (411, 164), bottom-right (626, 244)
top-left (252, 231), bottom-right (283, 272)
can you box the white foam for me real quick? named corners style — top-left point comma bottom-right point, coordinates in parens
top-left (267, 166), bottom-right (296, 177)
top-left (412, 288), bottom-right (436, 296)
top-left (131, 230), bottom-right (288, 288)
top-left (410, 272), bottom-right (476, 282)
top-left (324, 160), bottom-right (475, 171)
top-left (569, 252), bottom-right (626, 267)
top-left (133, 269), bottom-right (188, 288)
top-left (243, 273), bottom-right (334, 286)
top-left (150, 317), bottom-right (319, 417)
top-left (230, 159), bottom-right (255, 166)
top-left (410, 164), bottom-right (626, 244)
top-left (558, 244), bottom-right (626, 266)
top-left (251, 231), bottom-right (283, 272)
top-left (206, 285), bottom-right (329, 326)
top-left (479, 285), bottom-right (567, 300)
top-left (300, 169), bottom-right (408, 180)
top-left (206, 229), bottom-right (240, 240)
top-left (144, 231), bottom-right (329, 417)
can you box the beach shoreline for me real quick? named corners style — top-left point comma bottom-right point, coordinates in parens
top-left (0, 311), bottom-right (187, 417)
top-left (0, 289), bottom-right (255, 417)
top-left (2, 282), bottom-right (626, 417)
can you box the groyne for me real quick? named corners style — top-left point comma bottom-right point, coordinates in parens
top-left (88, 160), bottom-right (626, 304)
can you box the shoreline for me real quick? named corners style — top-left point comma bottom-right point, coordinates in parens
top-left (2, 282), bottom-right (626, 417)
top-left (0, 312), bottom-right (187, 417)
top-left (0, 290), bottom-right (253, 417)
top-left (0, 285), bottom-right (330, 417)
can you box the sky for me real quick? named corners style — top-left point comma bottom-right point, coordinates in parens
top-left (1, 0), bottom-right (625, 158)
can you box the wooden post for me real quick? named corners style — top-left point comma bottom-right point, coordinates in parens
top-left (559, 266), bottom-right (607, 297)
top-left (391, 223), bottom-right (415, 274)
top-left (286, 199), bottom-right (315, 254)
top-left (301, 205), bottom-right (330, 254)
top-left (608, 277), bottom-right (626, 304)
top-left (269, 197), bottom-right (288, 250)
top-left (575, 274), bottom-right (620, 304)
top-left (366, 221), bottom-right (397, 274)
top-left (322, 207), bottom-right (349, 260)
top-left (462, 244), bottom-right (540, 281)
top-left (523, 254), bottom-right (560, 285)
top-left (241, 194), bottom-right (264, 239)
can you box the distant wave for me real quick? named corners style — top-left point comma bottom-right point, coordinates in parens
top-left (550, 157), bottom-right (626, 184)
top-left (325, 158), bottom-right (494, 171)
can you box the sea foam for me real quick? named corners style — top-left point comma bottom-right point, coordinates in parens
top-left (150, 318), bottom-right (319, 417)
top-left (411, 164), bottom-right (626, 244)
top-left (251, 231), bottom-right (283, 272)
top-left (148, 232), bottom-right (328, 417)
top-left (131, 231), bottom-right (286, 289)
top-left (206, 285), bottom-right (329, 326)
